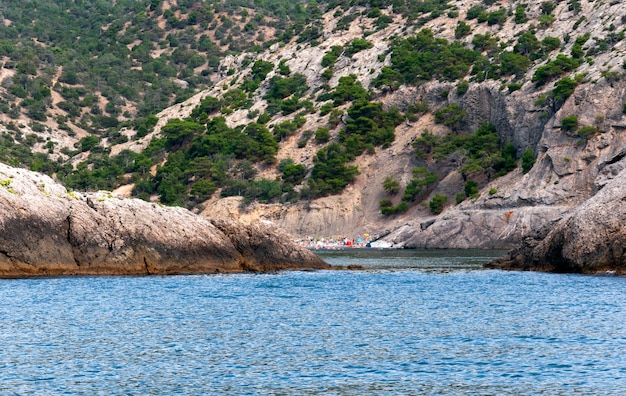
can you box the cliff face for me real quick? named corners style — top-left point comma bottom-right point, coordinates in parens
top-left (196, 77), bottom-right (626, 250)
top-left (487, 168), bottom-right (626, 274)
top-left (0, 163), bottom-right (329, 277)
top-left (391, 78), bottom-right (626, 249)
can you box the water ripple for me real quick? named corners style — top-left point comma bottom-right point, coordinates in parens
top-left (0, 250), bottom-right (625, 394)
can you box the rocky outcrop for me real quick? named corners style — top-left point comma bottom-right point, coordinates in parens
top-left (487, 168), bottom-right (626, 274)
top-left (380, 77), bottom-right (626, 249)
top-left (0, 164), bottom-right (329, 278)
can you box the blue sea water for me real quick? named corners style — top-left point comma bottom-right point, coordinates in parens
top-left (1, 249), bottom-right (625, 395)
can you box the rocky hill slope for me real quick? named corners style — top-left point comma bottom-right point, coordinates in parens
top-left (0, 163), bottom-right (329, 277)
top-left (2, 0), bottom-right (626, 254)
top-left (162, 0), bottom-right (625, 249)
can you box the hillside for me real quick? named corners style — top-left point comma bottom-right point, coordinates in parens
top-left (1, 0), bottom-right (626, 247)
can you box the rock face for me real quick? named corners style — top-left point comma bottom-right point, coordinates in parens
top-left (0, 164), bottom-right (329, 278)
top-left (380, 78), bottom-right (626, 250)
top-left (487, 168), bottom-right (626, 274)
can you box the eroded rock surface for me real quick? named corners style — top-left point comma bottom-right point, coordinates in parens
top-left (487, 168), bottom-right (626, 274)
top-left (0, 164), bottom-right (329, 277)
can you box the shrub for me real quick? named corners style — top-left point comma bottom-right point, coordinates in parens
top-left (77, 135), bottom-right (101, 152)
top-left (380, 199), bottom-right (409, 216)
top-left (346, 38), bottom-right (373, 55)
top-left (384, 28), bottom-right (477, 85)
top-left (250, 60), bottom-right (274, 82)
top-left (321, 46), bottom-right (343, 67)
top-left (464, 180), bottom-right (479, 198)
top-left (552, 77), bottom-right (578, 105)
top-left (457, 80), bottom-right (469, 95)
top-left (402, 167), bottom-right (437, 202)
top-left (532, 55), bottom-right (580, 85)
top-left (454, 21), bottom-right (471, 39)
top-left (542, 36), bottom-right (561, 52)
top-left (521, 148), bottom-right (536, 173)
top-left (514, 5), bottom-right (528, 24)
top-left (308, 143), bottom-right (360, 197)
top-left (434, 103), bottom-right (467, 131)
top-left (466, 6), bottom-right (486, 20)
top-left (383, 176), bottom-right (401, 195)
top-left (281, 162), bottom-right (307, 185)
top-left (190, 179), bottom-right (217, 201)
top-left (429, 194), bottom-right (448, 214)
top-left (561, 115), bottom-right (578, 131)
top-left (577, 125), bottom-right (598, 138)
top-left (329, 74), bottom-right (369, 105)
top-left (500, 52), bottom-right (530, 77)
top-left (314, 127), bottom-right (330, 143)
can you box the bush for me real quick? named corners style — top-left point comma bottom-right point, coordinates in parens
top-left (532, 55), bottom-right (580, 85)
top-left (383, 28), bottom-right (477, 86)
top-left (577, 125), bottom-right (598, 138)
top-left (314, 127), bottom-right (330, 143)
top-left (457, 80), bottom-right (469, 95)
top-left (561, 115), bottom-right (578, 131)
top-left (521, 148), bottom-right (536, 173)
top-left (434, 103), bottom-right (467, 131)
top-left (466, 6), bottom-right (486, 20)
top-left (402, 167), bottom-right (437, 202)
top-left (514, 5), bottom-right (528, 24)
top-left (281, 162), bottom-right (307, 185)
top-left (321, 46), bottom-right (343, 67)
top-left (383, 176), bottom-right (401, 195)
top-left (346, 38), bottom-right (373, 55)
top-left (380, 199), bottom-right (408, 216)
top-left (552, 77), bottom-right (578, 106)
top-left (454, 21), bottom-right (471, 39)
top-left (77, 135), bottom-right (101, 152)
top-left (308, 143), bottom-right (360, 197)
top-left (429, 194), bottom-right (448, 214)
top-left (464, 180), bottom-right (479, 198)
top-left (190, 179), bottom-right (217, 201)
top-left (250, 60), bottom-right (274, 82)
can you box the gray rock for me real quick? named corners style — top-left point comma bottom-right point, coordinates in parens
top-left (487, 168), bottom-right (626, 273)
top-left (0, 163), bottom-right (329, 277)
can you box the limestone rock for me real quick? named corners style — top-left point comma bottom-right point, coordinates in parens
top-left (487, 168), bottom-right (626, 274)
top-left (0, 163), bottom-right (329, 277)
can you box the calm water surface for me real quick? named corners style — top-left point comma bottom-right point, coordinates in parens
top-left (1, 249), bottom-right (625, 395)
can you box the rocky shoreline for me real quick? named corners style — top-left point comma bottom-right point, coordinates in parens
top-left (486, 168), bottom-right (626, 274)
top-left (2, 161), bottom-right (624, 277)
top-left (0, 164), bottom-right (329, 278)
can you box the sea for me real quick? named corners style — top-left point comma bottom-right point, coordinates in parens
top-left (1, 249), bottom-right (625, 395)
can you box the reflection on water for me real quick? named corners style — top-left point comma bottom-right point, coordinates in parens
top-left (314, 248), bottom-right (506, 272)
top-left (0, 250), bottom-right (624, 395)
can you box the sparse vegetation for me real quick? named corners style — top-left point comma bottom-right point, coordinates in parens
top-left (0, 0), bottom-right (617, 213)
top-left (521, 148), bottom-right (536, 174)
top-left (429, 194), bottom-right (448, 214)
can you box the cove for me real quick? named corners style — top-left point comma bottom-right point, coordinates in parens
top-left (0, 249), bottom-right (624, 394)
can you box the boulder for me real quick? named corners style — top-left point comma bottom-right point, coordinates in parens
top-left (487, 168), bottom-right (626, 274)
top-left (0, 163), bottom-right (329, 277)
